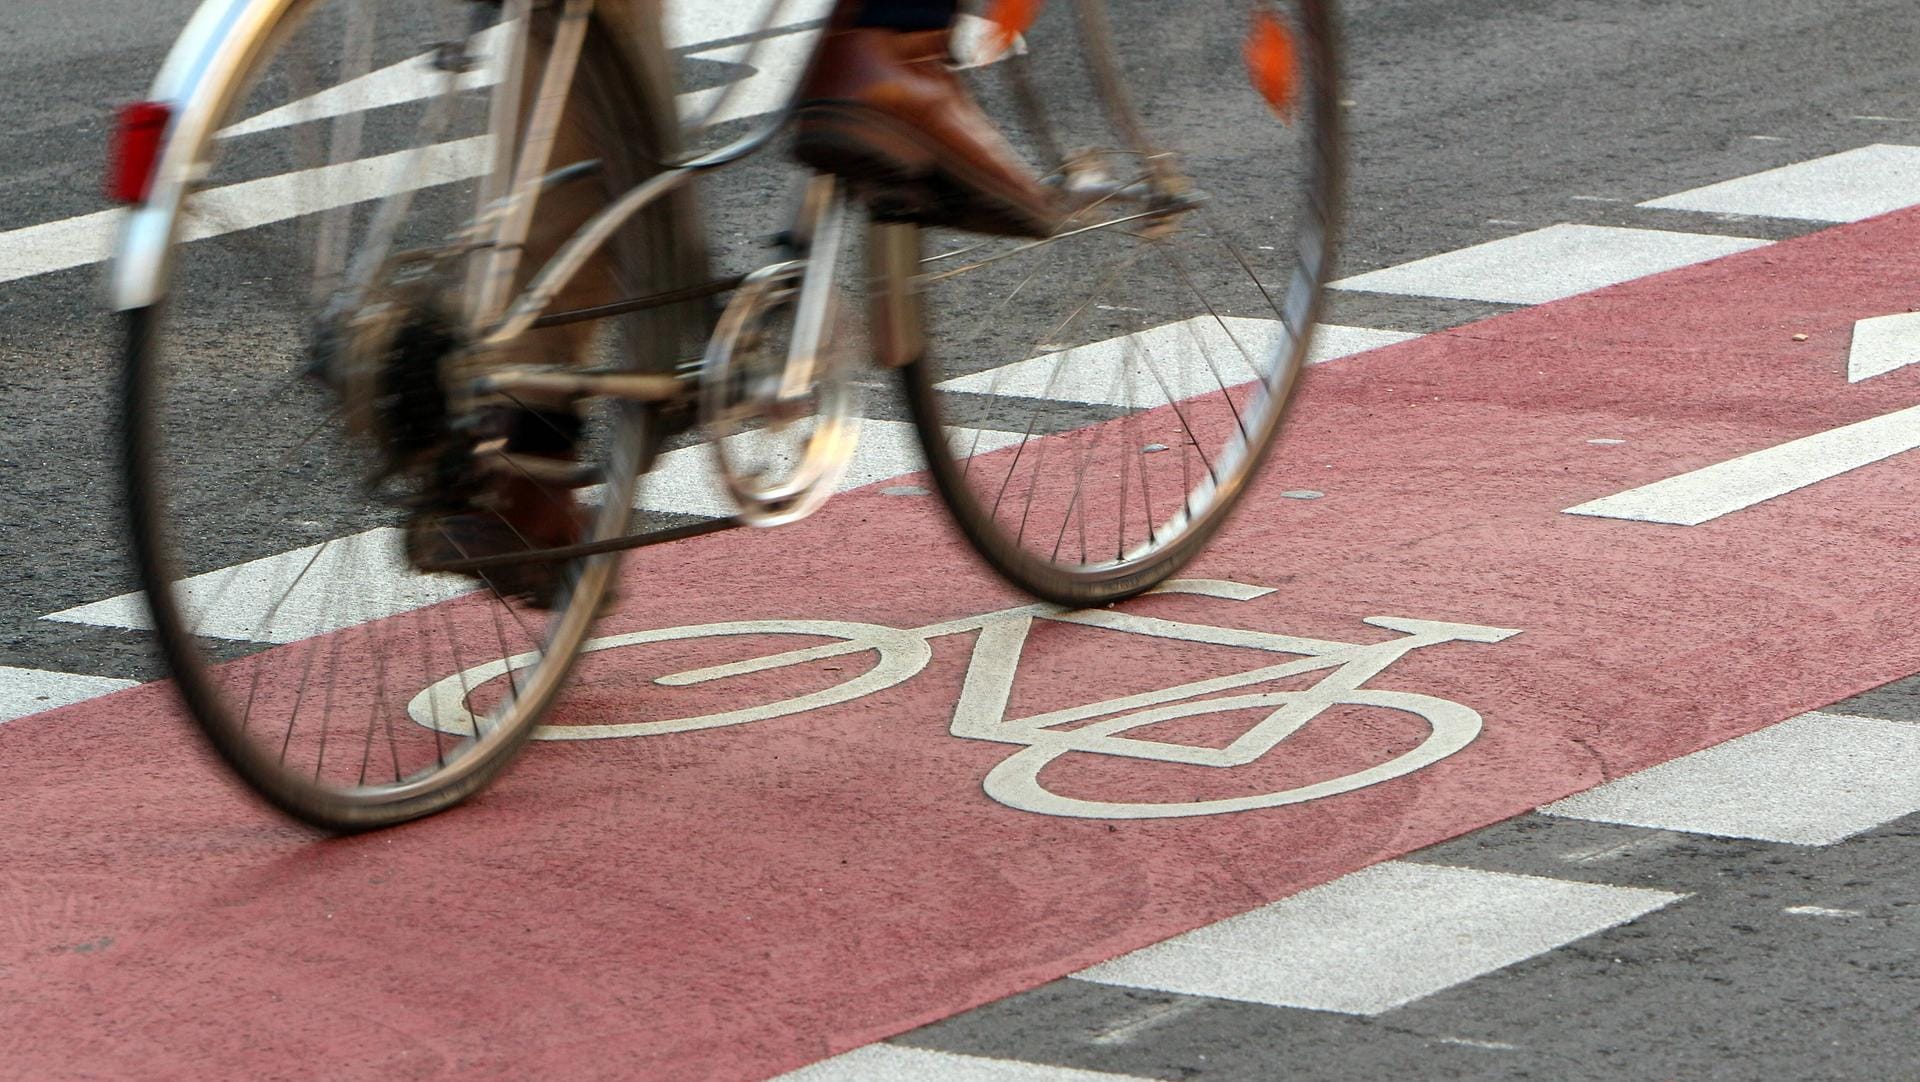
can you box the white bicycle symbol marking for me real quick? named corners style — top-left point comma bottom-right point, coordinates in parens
top-left (410, 580), bottom-right (1521, 819)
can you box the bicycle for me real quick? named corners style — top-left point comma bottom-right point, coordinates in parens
top-left (411, 579), bottom-right (1519, 819)
top-left (110, 0), bottom-right (1343, 829)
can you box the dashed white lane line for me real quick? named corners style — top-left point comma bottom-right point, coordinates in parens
top-left (1561, 401), bottom-right (1920, 526)
top-left (1541, 711), bottom-right (1920, 846)
top-left (40, 420), bottom-right (1019, 639)
top-left (665, 0), bottom-right (827, 50)
top-left (772, 1045), bottom-right (1155, 1082)
top-left (0, 667), bottom-right (138, 725)
top-left (934, 320), bottom-right (1416, 407)
top-left (45, 527), bottom-right (473, 644)
top-left (0, 2), bottom-right (799, 286)
top-left (0, 4), bottom-right (1014, 288)
top-left (1639, 143), bottom-right (1920, 223)
top-left (44, 320), bottom-right (1418, 638)
top-left (1074, 861), bottom-right (1682, 1016)
top-left (216, 27), bottom-right (509, 138)
top-left (1331, 223), bottom-right (1769, 305)
top-left (0, 137), bottom-right (489, 286)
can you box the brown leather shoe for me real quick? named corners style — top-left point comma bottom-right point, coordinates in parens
top-left (793, 27), bottom-right (1059, 239)
top-left (407, 462), bottom-right (582, 609)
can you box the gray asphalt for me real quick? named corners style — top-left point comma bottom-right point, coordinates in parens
top-left (2, 0), bottom-right (1918, 1078)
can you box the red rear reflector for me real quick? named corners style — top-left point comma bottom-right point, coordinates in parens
top-left (108, 101), bottom-right (171, 205)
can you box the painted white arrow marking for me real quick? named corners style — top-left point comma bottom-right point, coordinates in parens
top-left (1847, 311), bottom-right (1920, 383)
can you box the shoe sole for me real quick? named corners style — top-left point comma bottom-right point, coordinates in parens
top-left (792, 103), bottom-right (1058, 239)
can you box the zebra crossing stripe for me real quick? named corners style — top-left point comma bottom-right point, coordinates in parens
top-left (773, 1046), bottom-right (1156, 1082)
top-left (1638, 143), bottom-right (1920, 223)
top-left (1331, 223), bottom-right (1769, 305)
top-left (1075, 861), bottom-right (1683, 1015)
top-left (1541, 712), bottom-right (1920, 846)
top-left (0, 666), bottom-right (138, 725)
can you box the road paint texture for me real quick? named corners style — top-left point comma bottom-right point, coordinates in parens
top-left (1639, 143), bottom-right (1920, 223)
top-left (9, 206), bottom-right (1920, 1079)
top-left (1331, 223), bottom-right (1769, 304)
top-left (1542, 710), bottom-right (1920, 845)
top-left (1562, 401), bottom-right (1920, 525)
top-left (1076, 861), bottom-right (1683, 1014)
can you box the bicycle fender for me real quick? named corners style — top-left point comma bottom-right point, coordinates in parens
top-left (111, 0), bottom-right (303, 311)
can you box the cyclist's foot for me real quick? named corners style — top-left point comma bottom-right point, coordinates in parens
top-left (406, 411), bottom-right (584, 609)
top-left (793, 27), bottom-right (1059, 239)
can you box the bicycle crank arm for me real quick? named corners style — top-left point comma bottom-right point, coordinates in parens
top-left (776, 174), bottom-right (848, 403)
top-left (471, 367), bottom-right (687, 403)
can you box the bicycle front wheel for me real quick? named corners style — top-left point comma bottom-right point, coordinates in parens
top-left (119, 0), bottom-right (693, 830)
top-left (892, 0), bottom-right (1342, 606)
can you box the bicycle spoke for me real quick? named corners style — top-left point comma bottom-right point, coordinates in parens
top-left (898, 0), bottom-right (1337, 603)
top-left (125, 0), bottom-right (660, 828)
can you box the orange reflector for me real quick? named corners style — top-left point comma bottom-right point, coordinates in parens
top-left (108, 101), bottom-right (171, 205)
top-left (984, 0), bottom-right (1042, 60)
top-left (1244, 7), bottom-right (1301, 125)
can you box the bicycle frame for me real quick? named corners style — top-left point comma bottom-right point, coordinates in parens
top-left (110, 0), bottom-right (1163, 350)
top-left (112, 0), bottom-right (868, 358)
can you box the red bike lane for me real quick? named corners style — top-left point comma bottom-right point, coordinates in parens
top-left (7, 207), bottom-right (1920, 1079)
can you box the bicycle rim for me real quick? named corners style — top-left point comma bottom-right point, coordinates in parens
top-left (121, 0), bottom-right (687, 830)
top-left (895, 0), bottom-right (1342, 607)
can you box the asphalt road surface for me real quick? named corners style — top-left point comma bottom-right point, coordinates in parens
top-left (3, 1), bottom-right (1919, 1079)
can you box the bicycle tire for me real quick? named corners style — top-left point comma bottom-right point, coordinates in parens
top-left (891, 0), bottom-right (1343, 608)
top-left (120, 0), bottom-right (698, 830)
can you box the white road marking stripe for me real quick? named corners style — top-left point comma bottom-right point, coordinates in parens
top-left (0, 137), bottom-right (489, 286)
top-left (934, 320), bottom-right (1416, 407)
top-left (217, 27), bottom-right (507, 138)
top-left (1541, 711), bottom-right (1920, 846)
top-left (0, 5), bottom-right (797, 285)
top-left (45, 527), bottom-right (474, 644)
top-left (665, 0), bottom-right (828, 50)
top-left (221, 14), bottom-right (844, 137)
top-left (0, 667), bottom-right (139, 725)
top-left (1074, 861), bottom-right (1682, 1015)
top-left (1847, 311), bottom-right (1920, 383)
top-left (1332, 223), bottom-right (1768, 306)
top-left (772, 1046), bottom-right (1155, 1081)
top-left (211, 2), bottom-right (827, 138)
top-left (0, 4), bottom-right (1009, 286)
top-left (42, 422), bottom-right (1013, 641)
top-left (1638, 143), bottom-right (1920, 223)
top-left (0, 207), bottom-right (123, 287)
top-left (1562, 402), bottom-right (1920, 525)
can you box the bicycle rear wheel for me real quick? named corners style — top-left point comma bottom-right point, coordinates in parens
top-left (119, 0), bottom-right (696, 830)
top-left (891, 0), bottom-right (1341, 606)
